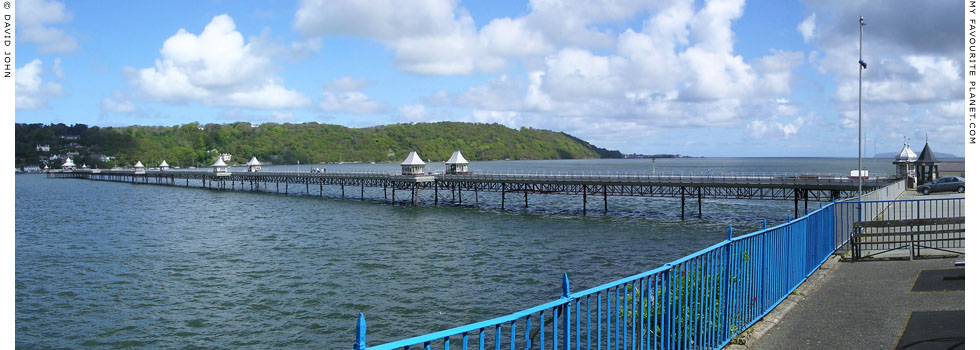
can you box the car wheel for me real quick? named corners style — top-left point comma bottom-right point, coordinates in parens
top-left (922, 188), bottom-right (930, 195)
top-left (958, 186), bottom-right (965, 193)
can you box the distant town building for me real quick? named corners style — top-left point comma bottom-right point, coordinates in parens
top-left (938, 162), bottom-right (965, 177)
top-left (400, 151), bottom-right (426, 175)
top-left (212, 158), bottom-right (230, 175)
top-left (159, 160), bottom-right (170, 171)
top-left (134, 161), bottom-right (145, 174)
top-left (247, 157), bottom-right (262, 172)
top-left (61, 157), bottom-right (75, 170)
top-left (445, 150), bottom-right (469, 174)
top-left (219, 153), bottom-right (232, 162)
top-left (49, 154), bottom-right (60, 161)
top-left (35, 144), bottom-right (50, 152)
top-left (60, 135), bottom-right (79, 140)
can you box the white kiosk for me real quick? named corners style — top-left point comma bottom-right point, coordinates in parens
top-left (445, 150), bottom-right (469, 174)
top-left (401, 151), bottom-right (426, 175)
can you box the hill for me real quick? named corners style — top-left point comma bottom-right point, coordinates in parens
top-left (15, 122), bottom-right (623, 168)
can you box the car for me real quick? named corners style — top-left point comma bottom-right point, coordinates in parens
top-left (916, 176), bottom-right (965, 195)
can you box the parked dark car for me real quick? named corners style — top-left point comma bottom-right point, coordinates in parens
top-left (916, 176), bottom-right (965, 195)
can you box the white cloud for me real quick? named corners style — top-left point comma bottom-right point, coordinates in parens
top-left (128, 14), bottom-right (310, 109)
top-left (101, 96), bottom-right (137, 114)
top-left (797, 13), bottom-right (816, 42)
top-left (795, 0), bottom-right (963, 155)
top-left (399, 104), bottom-right (427, 121)
top-left (745, 117), bottom-right (805, 139)
top-left (15, 59), bottom-right (64, 110)
top-left (324, 76), bottom-right (371, 91)
top-left (319, 77), bottom-right (386, 114)
top-left (16, 0), bottom-right (78, 53)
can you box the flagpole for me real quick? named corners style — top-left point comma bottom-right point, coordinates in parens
top-left (858, 16), bottom-right (865, 199)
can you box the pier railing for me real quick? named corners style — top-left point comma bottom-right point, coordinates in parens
top-left (354, 202), bottom-right (838, 350)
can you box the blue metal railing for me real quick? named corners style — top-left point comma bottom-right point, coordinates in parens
top-left (353, 201), bottom-right (844, 350)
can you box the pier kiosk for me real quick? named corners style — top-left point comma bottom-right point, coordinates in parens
top-left (445, 150), bottom-right (469, 174)
top-left (247, 157), bottom-right (262, 172)
top-left (212, 158), bottom-right (231, 176)
top-left (401, 152), bottom-right (426, 175)
top-left (134, 161), bottom-right (145, 174)
top-left (61, 157), bottom-right (75, 171)
top-left (914, 142), bottom-right (939, 185)
top-left (159, 160), bottom-right (170, 171)
top-left (892, 143), bottom-right (917, 188)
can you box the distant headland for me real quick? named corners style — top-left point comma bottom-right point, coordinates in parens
top-left (16, 122), bottom-right (624, 169)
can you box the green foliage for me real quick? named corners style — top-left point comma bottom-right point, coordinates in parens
top-left (15, 122), bottom-right (623, 168)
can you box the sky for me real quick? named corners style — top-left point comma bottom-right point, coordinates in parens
top-left (11, 0), bottom-right (966, 157)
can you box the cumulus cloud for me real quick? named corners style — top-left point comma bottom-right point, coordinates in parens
top-left (320, 77), bottom-right (386, 114)
top-left (16, 0), bottom-right (78, 53)
top-left (128, 14), bottom-right (310, 109)
top-left (800, 0), bottom-right (963, 151)
top-left (797, 13), bottom-right (816, 42)
top-left (15, 59), bottom-right (64, 110)
top-left (291, 0), bottom-right (664, 75)
top-left (435, 0), bottom-right (802, 142)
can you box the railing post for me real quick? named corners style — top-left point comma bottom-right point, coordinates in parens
top-left (354, 313), bottom-right (366, 350)
top-left (763, 219), bottom-right (767, 229)
top-left (562, 273), bottom-right (571, 350)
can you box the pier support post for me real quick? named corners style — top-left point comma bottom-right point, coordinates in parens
top-left (285, 182), bottom-right (288, 194)
top-left (603, 185), bottom-right (608, 212)
top-left (794, 189), bottom-right (799, 218)
top-left (412, 183), bottom-right (417, 206)
top-left (451, 184), bottom-right (456, 203)
top-left (320, 184), bottom-right (323, 197)
top-left (804, 189), bottom-right (809, 214)
top-left (680, 186), bottom-right (686, 220)
top-left (391, 187), bottom-right (395, 205)
top-left (524, 189), bottom-right (528, 208)
top-left (698, 187), bottom-right (702, 218)
top-left (384, 183), bottom-right (388, 199)
top-left (501, 183), bottom-right (505, 210)
top-left (361, 184), bottom-right (365, 200)
top-left (342, 184), bottom-right (345, 199)
top-left (582, 185), bottom-right (587, 216)
top-left (306, 181), bottom-right (309, 195)
top-left (434, 183), bottom-right (439, 206)
top-left (474, 188), bottom-right (478, 204)
top-left (458, 186), bottom-right (462, 205)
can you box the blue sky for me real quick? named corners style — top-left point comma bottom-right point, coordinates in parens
top-left (13, 0), bottom-right (965, 157)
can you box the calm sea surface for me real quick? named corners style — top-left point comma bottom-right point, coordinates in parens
top-left (16, 158), bottom-right (898, 348)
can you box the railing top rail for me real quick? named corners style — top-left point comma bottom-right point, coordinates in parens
top-left (369, 298), bottom-right (568, 350)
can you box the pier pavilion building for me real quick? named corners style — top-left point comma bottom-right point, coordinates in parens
top-left (61, 157), bottom-right (75, 171)
top-left (212, 158), bottom-right (230, 176)
top-left (160, 160), bottom-right (170, 171)
top-left (445, 150), bottom-right (469, 174)
top-left (914, 142), bottom-right (939, 185)
top-left (892, 143), bottom-right (917, 188)
top-left (134, 161), bottom-right (145, 174)
top-left (401, 152), bottom-right (426, 175)
top-left (247, 157), bottom-right (262, 172)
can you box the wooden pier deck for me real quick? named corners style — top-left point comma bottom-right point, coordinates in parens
top-left (49, 169), bottom-right (900, 218)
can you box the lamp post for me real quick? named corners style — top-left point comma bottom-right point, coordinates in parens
top-left (858, 16), bottom-right (867, 199)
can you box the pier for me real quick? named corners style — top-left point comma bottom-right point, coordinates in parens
top-left (48, 168), bottom-right (898, 218)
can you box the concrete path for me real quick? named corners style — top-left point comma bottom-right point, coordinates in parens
top-left (742, 256), bottom-right (964, 349)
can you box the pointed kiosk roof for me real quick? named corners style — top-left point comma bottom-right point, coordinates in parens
top-left (915, 143), bottom-right (939, 164)
top-left (160, 160), bottom-right (169, 167)
top-left (213, 158), bottom-right (228, 167)
top-left (134, 161), bottom-right (144, 168)
top-left (401, 151), bottom-right (425, 165)
top-left (247, 157), bottom-right (261, 166)
top-left (446, 150), bottom-right (468, 165)
top-left (893, 144), bottom-right (917, 162)
top-left (63, 157), bottom-right (75, 167)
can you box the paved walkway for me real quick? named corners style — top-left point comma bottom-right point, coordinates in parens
top-left (746, 256), bottom-right (964, 349)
